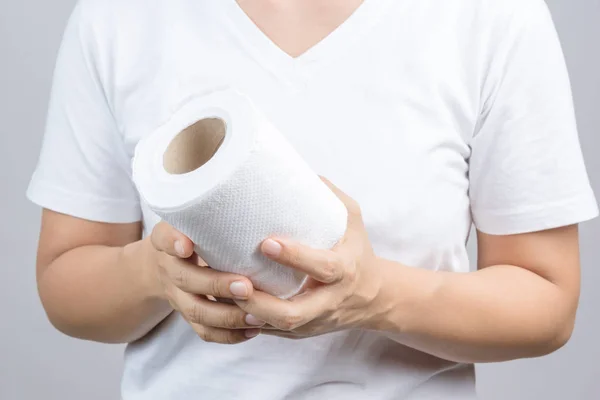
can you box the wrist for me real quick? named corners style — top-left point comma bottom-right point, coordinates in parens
top-left (365, 257), bottom-right (445, 335)
top-left (361, 256), bottom-right (398, 332)
top-left (121, 238), bottom-right (165, 301)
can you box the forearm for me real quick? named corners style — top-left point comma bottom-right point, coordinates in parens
top-left (371, 258), bottom-right (576, 363)
top-left (38, 238), bottom-right (172, 343)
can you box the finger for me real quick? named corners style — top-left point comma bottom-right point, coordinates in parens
top-left (260, 324), bottom-right (284, 331)
top-left (191, 324), bottom-right (261, 345)
top-left (176, 291), bottom-right (264, 329)
top-left (165, 257), bottom-right (254, 300)
top-left (261, 238), bottom-right (344, 284)
top-left (151, 221), bottom-right (194, 258)
top-left (262, 329), bottom-right (326, 340)
top-left (235, 288), bottom-right (334, 331)
top-left (261, 330), bottom-right (303, 340)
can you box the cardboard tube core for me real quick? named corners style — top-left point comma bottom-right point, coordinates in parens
top-left (163, 118), bottom-right (226, 174)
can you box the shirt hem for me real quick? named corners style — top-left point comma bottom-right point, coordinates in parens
top-left (26, 178), bottom-right (142, 223)
top-left (472, 191), bottom-right (599, 235)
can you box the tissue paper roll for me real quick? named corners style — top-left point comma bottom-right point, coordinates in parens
top-left (133, 89), bottom-right (348, 298)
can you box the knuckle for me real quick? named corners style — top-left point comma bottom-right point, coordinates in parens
top-left (200, 328), bottom-right (241, 345)
top-left (201, 328), bottom-right (216, 343)
top-left (223, 311), bottom-right (243, 329)
top-left (323, 254), bottom-right (342, 282)
top-left (173, 265), bottom-right (190, 289)
top-left (184, 302), bottom-right (204, 324)
top-left (210, 278), bottom-right (226, 298)
top-left (193, 325), bottom-right (208, 341)
top-left (278, 308), bottom-right (303, 331)
top-left (224, 331), bottom-right (243, 345)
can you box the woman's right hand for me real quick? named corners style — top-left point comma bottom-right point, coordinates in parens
top-left (145, 221), bottom-right (264, 344)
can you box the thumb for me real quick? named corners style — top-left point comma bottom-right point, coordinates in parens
top-left (150, 221), bottom-right (194, 258)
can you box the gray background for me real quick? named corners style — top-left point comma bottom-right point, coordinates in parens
top-left (0, 0), bottom-right (598, 399)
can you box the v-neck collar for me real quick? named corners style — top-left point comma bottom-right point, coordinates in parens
top-left (214, 0), bottom-right (394, 87)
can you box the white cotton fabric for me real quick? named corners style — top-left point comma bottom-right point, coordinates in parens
top-left (27, 0), bottom-right (598, 399)
top-left (132, 89), bottom-right (347, 298)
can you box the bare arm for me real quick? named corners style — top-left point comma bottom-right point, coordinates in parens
top-left (233, 180), bottom-right (582, 363)
top-left (36, 209), bottom-right (259, 344)
top-left (375, 225), bottom-right (580, 363)
top-left (36, 210), bottom-right (170, 343)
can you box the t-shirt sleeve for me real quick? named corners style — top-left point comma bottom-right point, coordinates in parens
top-left (469, 0), bottom-right (598, 235)
top-left (27, 2), bottom-right (141, 223)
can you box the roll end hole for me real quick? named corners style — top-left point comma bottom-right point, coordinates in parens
top-left (163, 117), bottom-right (226, 175)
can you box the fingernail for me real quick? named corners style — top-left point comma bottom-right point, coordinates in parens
top-left (245, 329), bottom-right (261, 339)
top-left (174, 240), bottom-right (185, 257)
top-left (245, 314), bottom-right (264, 326)
top-left (230, 281), bottom-right (249, 298)
top-left (262, 239), bottom-right (282, 257)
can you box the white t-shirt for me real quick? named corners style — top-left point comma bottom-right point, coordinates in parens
top-left (28, 0), bottom-right (598, 399)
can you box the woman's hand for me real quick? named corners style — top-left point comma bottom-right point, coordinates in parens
top-left (235, 178), bottom-right (385, 339)
top-left (146, 222), bottom-right (265, 344)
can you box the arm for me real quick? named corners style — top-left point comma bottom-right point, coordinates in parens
top-left (233, 180), bottom-right (583, 363)
top-left (233, 1), bottom-right (595, 360)
top-left (36, 209), bottom-right (170, 343)
top-left (374, 225), bottom-right (580, 363)
top-left (36, 209), bottom-right (259, 344)
top-left (31, 3), bottom-right (262, 346)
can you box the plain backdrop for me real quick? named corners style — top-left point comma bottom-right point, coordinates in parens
top-left (1, 1), bottom-right (598, 399)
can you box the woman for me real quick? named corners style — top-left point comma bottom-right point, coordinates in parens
top-left (28, 0), bottom-right (597, 398)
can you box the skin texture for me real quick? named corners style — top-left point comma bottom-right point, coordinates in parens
top-left (36, 211), bottom-right (261, 344)
top-left (36, 177), bottom-right (581, 362)
top-left (235, 179), bottom-right (581, 363)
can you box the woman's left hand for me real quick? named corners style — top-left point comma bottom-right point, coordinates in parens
top-left (235, 177), bottom-right (385, 339)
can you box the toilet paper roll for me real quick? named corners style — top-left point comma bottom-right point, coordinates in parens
top-left (132, 89), bottom-right (348, 298)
